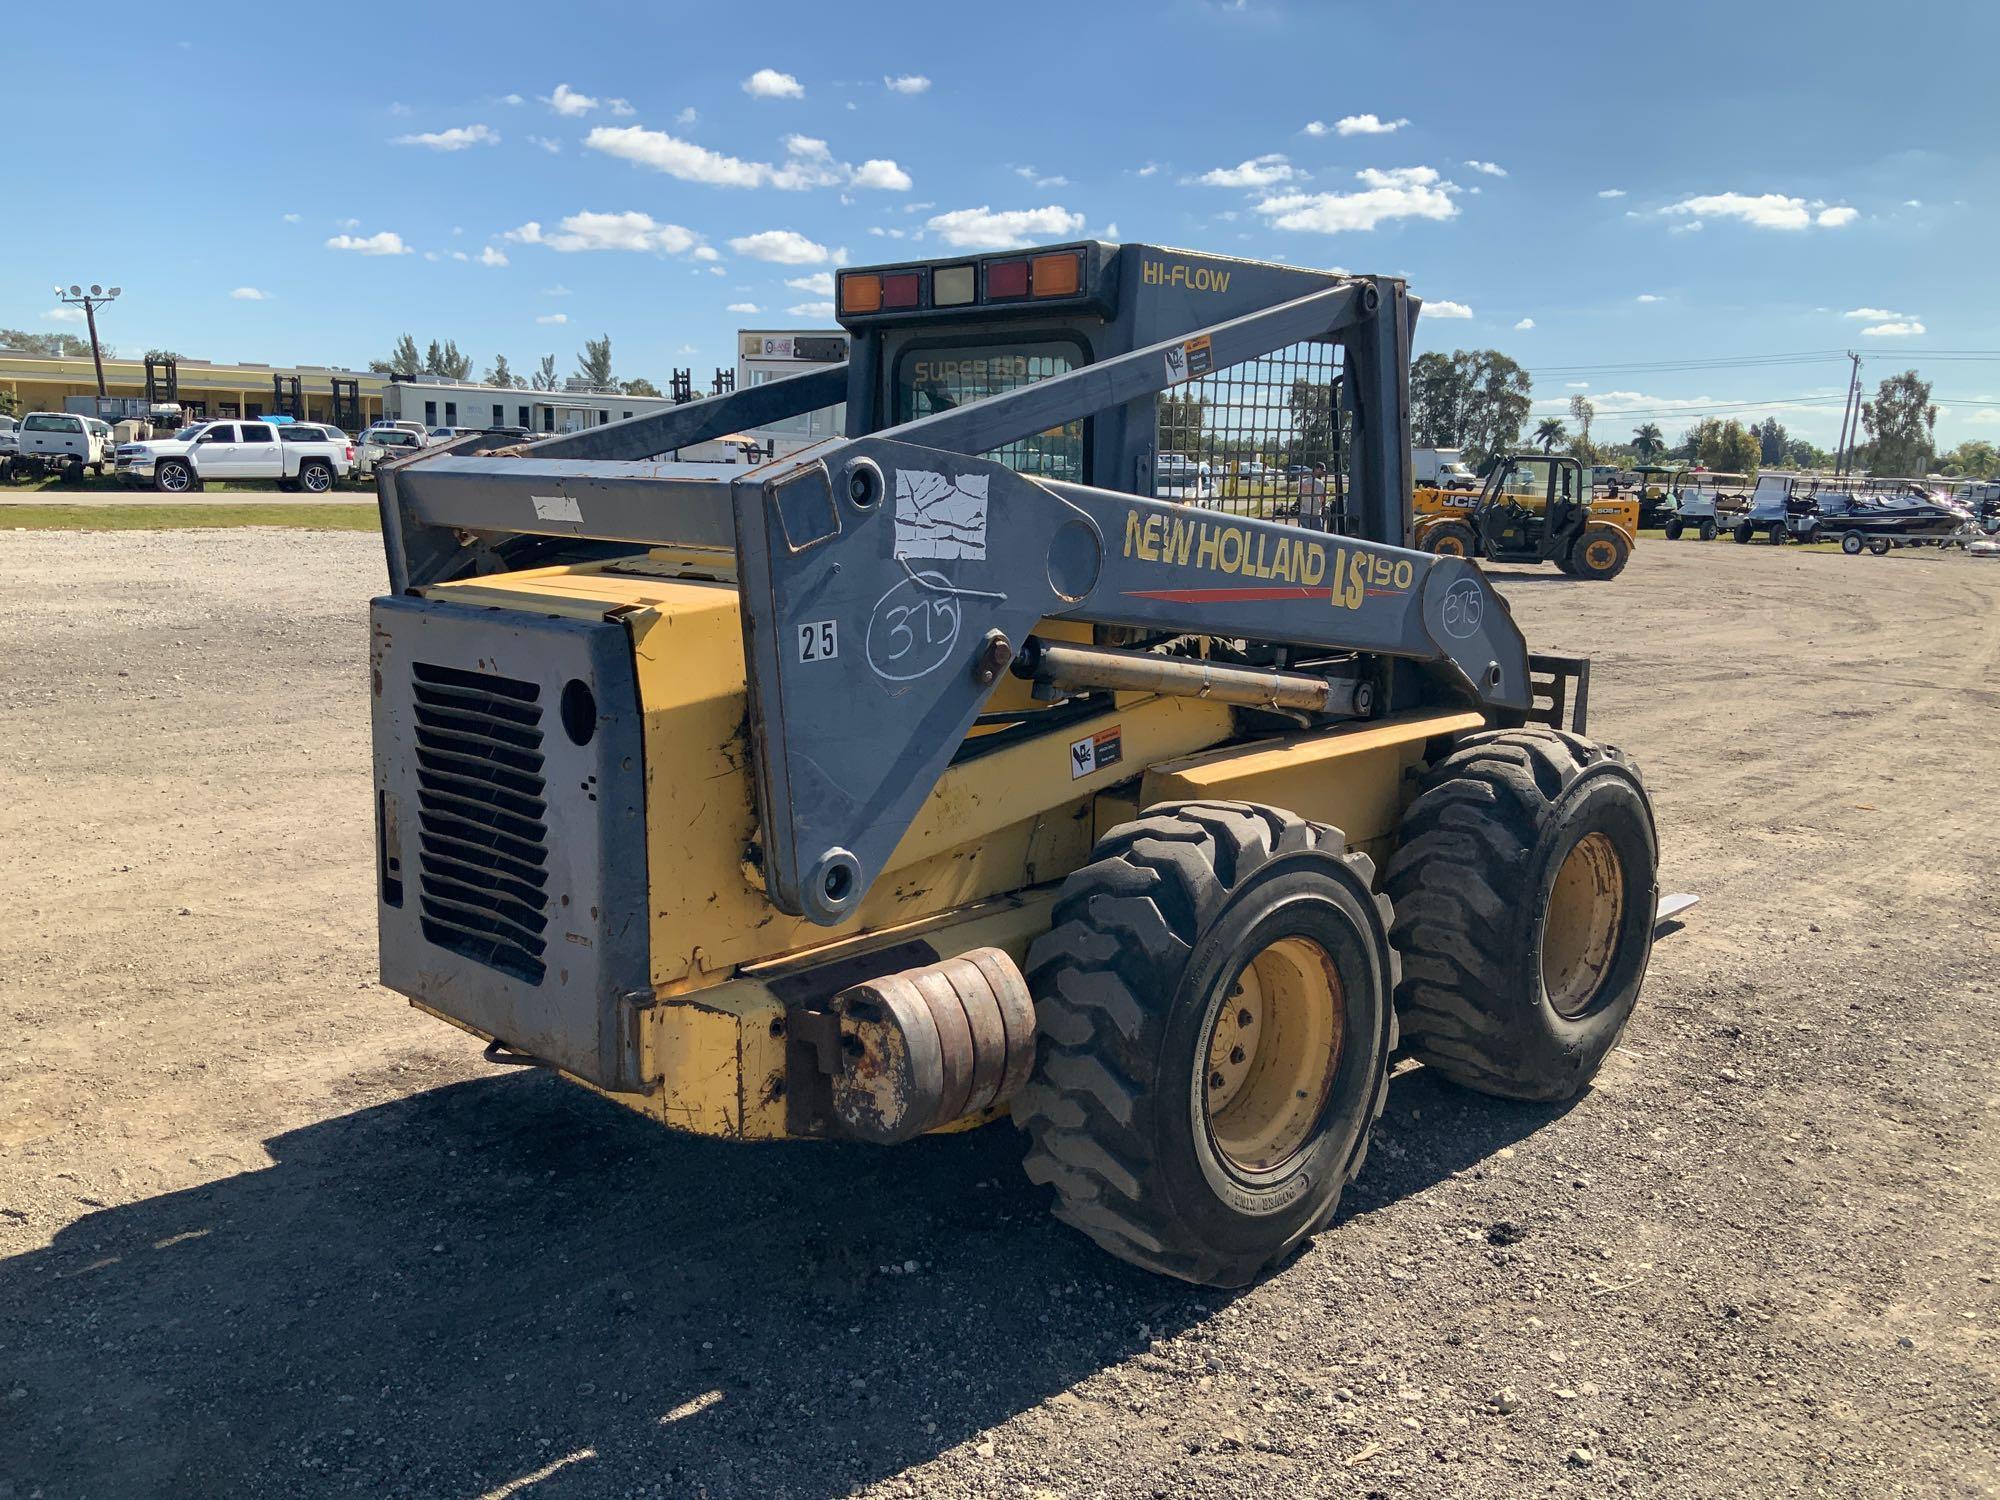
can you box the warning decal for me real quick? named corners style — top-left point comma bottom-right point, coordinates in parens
top-left (1163, 334), bottom-right (1214, 385)
top-left (1069, 726), bottom-right (1124, 779)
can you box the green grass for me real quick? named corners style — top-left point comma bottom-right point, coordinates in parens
top-left (3, 473), bottom-right (370, 496)
top-left (0, 503), bottom-right (379, 531)
top-left (1638, 526), bottom-right (1843, 553)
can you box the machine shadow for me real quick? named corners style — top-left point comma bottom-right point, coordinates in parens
top-left (0, 1063), bottom-right (1561, 1499)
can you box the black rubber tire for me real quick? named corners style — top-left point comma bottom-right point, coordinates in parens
top-left (1700, 519), bottom-right (1718, 542)
top-left (1568, 527), bottom-right (1631, 580)
top-left (1384, 728), bottom-right (1659, 1103)
top-left (1663, 518), bottom-right (1684, 541)
top-left (1841, 531), bottom-right (1863, 555)
top-left (1766, 525), bottom-right (1786, 546)
top-left (1802, 524), bottom-right (1822, 546)
top-left (155, 460), bottom-right (193, 495)
top-left (1014, 800), bottom-right (1397, 1287)
top-left (299, 461), bottom-right (333, 495)
top-left (58, 460), bottom-right (84, 486)
top-left (1868, 537), bottom-right (1891, 556)
top-left (1422, 520), bottom-right (1478, 559)
top-left (1733, 522), bottom-right (1753, 544)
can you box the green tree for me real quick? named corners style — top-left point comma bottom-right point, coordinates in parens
top-left (1567, 394), bottom-right (1595, 450)
top-left (0, 386), bottom-right (17, 417)
top-left (1533, 417), bottom-right (1568, 453)
top-left (1630, 422), bottom-right (1665, 461)
top-left (371, 333), bottom-right (422, 377)
top-left (484, 354), bottom-right (516, 389)
top-left (1783, 437), bottom-right (1830, 469)
top-left (1937, 440), bottom-right (1998, 479)
top-left (1, 328), bottom-right (99, 358)
top-left (1410, 351), bottom-right (1462, 447)
top-left (423, 339), bottom-right (472, 380)
top-left (143, 347), bottom-right (185, 364)
top-left (1697, 418), bottom-right (1759, 475)
top-left (1860, 370), bottom-right (1938, 476)
top-left (619, 376), bottom-right (663, 397)
top-left (1408, 348), bottom-right (1532, 461)
top-left (577, 335), bottom-right (615, 390)
top-left (532, 354), bottom-right (559, 391)
top-left (1160, 391), bottom-right (1207, 455)
top-left (1752, 417), bottom-right (1791, 467)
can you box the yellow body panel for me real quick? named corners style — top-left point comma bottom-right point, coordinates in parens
top-left (424, 559), bottom-right (1482, 1140)
top-left (1412, 486), bottom-right (1640, 546)
top-left (1143, 710), bottom-right (1484, 869)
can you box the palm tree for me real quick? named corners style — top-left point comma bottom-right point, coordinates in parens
top-left (1632, 422), bottom-right (1665, 461)
top-left (1534, 418), bottom-right (1568, 453)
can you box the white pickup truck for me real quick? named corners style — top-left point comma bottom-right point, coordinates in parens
top-left (116, 419), bottom-right (355, 494)
top-left (11, 412), bottom-right (115, 480)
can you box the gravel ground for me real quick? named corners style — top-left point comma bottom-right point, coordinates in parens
top-left (1, 529), bottom-right (1995, 1499)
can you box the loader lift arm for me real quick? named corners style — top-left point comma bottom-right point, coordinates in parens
top-left (381, 273), bottom-right (1531, 925)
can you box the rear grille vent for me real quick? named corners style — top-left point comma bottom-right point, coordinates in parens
top-left (411, 662), bottom-right (550, 983)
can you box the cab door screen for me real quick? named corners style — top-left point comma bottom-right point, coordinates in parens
top-left (892, 341), bottom-right (1086, 483)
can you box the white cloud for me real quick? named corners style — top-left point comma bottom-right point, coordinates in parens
top-left (586, 125), bottom-right (907, 192)
top-left (1301, 120), bottom-right (1331, 136)
top-left (337, 217), bottom-right (361, 230)
top-left (536, 312), bottom-right (568, 324)
top-left (1844, 306), bottom-right (1909, 320)
top-left (281, 212), bottom-right (302, 223)
top-left (1903, 198), bottom-right (1922, 208)
top-left (230, 286), bottom-right (273, 300)
top-left (1669, 220), bottom-right (1704, 235)
top-left (1197, 153), bottom-right (1293, 188)
top-left (326, 230), bottom-right (411, 255)
top-left (852, 158), bottom-right (913, 191)
top-left (1427, 301), bottom-right (1473, 319)
top-left (743, 68), bottom-right (804, 99)
top-left (675, 106), bottom-right (698, 125)
top-left (1597, 188), bottom-right (1626, 199)
top-left (1135, 162), bottom-right (1159, 177)
top-left (478, 245), bottom-right (509, 267)
top-left (1334, 113), bottom-right (1407, 136)
top-left (788, 301), bottom-right (836, 318)
top-left (1513, 317), bottom-right (1535, 330)
top-left (1014, 165), bottom-right (1070, 188)
top-left (884, 74), bottom-right (930, 94)
top-left (607, 98), bottom-right (634, 116)
top-left (45, 306), bottom-right (85, 323)
top-left (726, 302), bottom-right (762, 313)
top-left (1566, 381), bottom-right (1589, 389)
top-left (543, 83), bottom-right (598, 117)
top-left (1636, 293), bottom-right (1663, 303)
top-left (393, 123), bottom-right (498, 151)
top-left (691, 245), bottom-right (722, 262)
top-left (1464, 159), bottom-right (1507, 177)
top-left (924, 204), bottom-right (1086, 249)
top-left (506, 212), bottom-right (700, 254)
top-left (544, 283), bottom-right (571, 296)
top-left (785, 271), bottom-right (835, 295)
top-left (1664, 192), bottom-right (1858, 232)
top-left (501, 93), bottom-right (524, 106)
top-left (1255, 165), bottom-right (1457, 234)
top-left (1862, 320), bottom-right (1925, 336)
top-left (729, 229), bottom-right (832, 264)
top-left (446, 251), bottom-right (465, 262)
top-left (527, 135), bottom-right (562, 154)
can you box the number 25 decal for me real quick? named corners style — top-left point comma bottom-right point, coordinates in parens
top-left (797, 620), bottom-right (839, 662)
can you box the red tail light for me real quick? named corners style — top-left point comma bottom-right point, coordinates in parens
top-left (986, 259), bottom-right (1029, 299)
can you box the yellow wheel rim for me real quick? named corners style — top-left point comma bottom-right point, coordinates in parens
top-left (1433, 534), bottom-right (1468, 557)
top-left (1585, 538), bottom-right (1617, 570)
top-left (1542, 832), bottom-right (1624, 1018)
top-left (1203, 937), bottom-right (1344, 1173)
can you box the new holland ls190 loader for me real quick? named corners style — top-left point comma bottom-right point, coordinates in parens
top-left (369, 242), bottom-right (1661, 1287)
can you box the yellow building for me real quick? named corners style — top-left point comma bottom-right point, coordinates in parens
top-left (0, 348), bottom-right (385, 429)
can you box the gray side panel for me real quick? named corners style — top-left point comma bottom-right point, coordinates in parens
top-left (371, 595), bottom-right (649, 1089)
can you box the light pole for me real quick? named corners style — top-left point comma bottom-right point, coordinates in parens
top-left (55, 283), bottom-right (121, 400)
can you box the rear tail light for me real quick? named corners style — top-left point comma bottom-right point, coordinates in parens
top-left (1031, 251), bottom-right (1082, 298)
top-left (933, 264), bottom-right (976, 306)
top-left (880, 271), bottom-right (922, 310)
top-left (986, 259), bottom-right (1029, 300)
top-left (838, 272), bottom-right (882, 314)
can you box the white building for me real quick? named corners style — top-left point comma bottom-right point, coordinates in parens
top-left (379, 374), bottom-right (684, 435)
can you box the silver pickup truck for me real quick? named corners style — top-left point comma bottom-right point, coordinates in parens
top-left (116, 420), bottom-right (355, 493)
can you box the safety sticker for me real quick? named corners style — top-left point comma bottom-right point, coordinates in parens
top-left (894, 469), bottom-right (989, 559)
top-left (530, 493), bottom-right (583, 523)
top-left (1070, 726), bottom-right (1124, 779)
top-left (1163, 334), bottom-right (1214, 386)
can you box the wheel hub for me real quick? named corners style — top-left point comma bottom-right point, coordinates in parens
top-left (1542, 831), bottom-right (1625, 1018)
top-left (1204, 936), bottom-right (1344, 1174)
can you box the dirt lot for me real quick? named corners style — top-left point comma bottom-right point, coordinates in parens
top-left (2, 530), bottom-right (1996, 1499)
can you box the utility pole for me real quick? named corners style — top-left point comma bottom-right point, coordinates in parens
top-left (1833, 351), bottom-right (1861, 476)
top-left (55, 284), bottom-right (121, 399)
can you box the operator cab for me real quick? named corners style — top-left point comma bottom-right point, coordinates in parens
top-left (830, 241), bottom-right (1414, 546)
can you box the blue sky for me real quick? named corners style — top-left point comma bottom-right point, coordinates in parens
top-left (10, 0), bottom-right (1999, 447)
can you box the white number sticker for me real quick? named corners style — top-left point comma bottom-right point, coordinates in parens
top-left (798, 620), bottom-right (839, 663)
